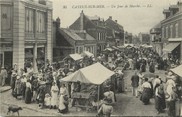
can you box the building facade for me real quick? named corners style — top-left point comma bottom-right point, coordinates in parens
top-left (124, 32), bottom-right (133, 44)
top-left (161, 1), bottom-right (182, 62)
top-left (105, 16), bottom-right (124, 46)
top-left (0, 0), bottom-right (53, 70)
top-left (150, 23), bottom-right (163, 55)
top-left (69, 11), bottom-right (107, 55)
top-left (138, 32), bottom-right (150, 45)
top-left (53, 18), bottom-right (97, 61)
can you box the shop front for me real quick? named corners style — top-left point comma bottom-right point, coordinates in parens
top-left (0, 43), bottom-right (13, 69)
top-left (163, 42), bottom-right (181, 63)
top-left (24, 44), bottom-right (46, 71)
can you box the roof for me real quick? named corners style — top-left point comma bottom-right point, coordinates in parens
top-left (87, 15), bottom-right (100, 20)
top-left (76, 31), bottom-right (96, 40)
top-left (61, 28), bottom-right (84, 41)
top-left (169, 5), bottom-right (178, 9)
top-left (69, 12), bottom-right (105, 30)
top-left (61, 62), bottom-right (115, 85)
top-left (105, 18), bottom-right (124, 32)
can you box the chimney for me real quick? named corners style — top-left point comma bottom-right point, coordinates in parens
top-left (178, 1), bottom-right (182, 12)
top-left (109, 16), bottom-right (112, 20)
top-left (56, 17), bottom-right (60, 28)
top-left (115, 20), bottom-right (117, 23)
top-left (80, 10), bottom-right (84, 30)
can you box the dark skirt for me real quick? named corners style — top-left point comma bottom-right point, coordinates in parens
top-left (155, 95), bottom-right (166, 111)
top-left (25, 87), bottom-right (32, 104)
top-left (167, 100), bottom-right (176, 117)
top-left (140, 88), bottom-right (151, 104)
top-left (149, 66), bottom-right (155, 73)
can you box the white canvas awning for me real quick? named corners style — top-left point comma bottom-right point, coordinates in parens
top-left (82, 51), bottom-right (94, 57)
top-left (163, 43), bottom-right (180, 53)
top-left (60, 62), bottom-right (115, 85)
top-left (170, 64), bottom-right (182, 77)
top-left (69, 53), bottom-right (83, 61)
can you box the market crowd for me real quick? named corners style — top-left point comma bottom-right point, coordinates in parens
top-left (0, 45), bottom-right (181, 116)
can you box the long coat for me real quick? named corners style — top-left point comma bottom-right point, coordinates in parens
top-left (51, 85), bottom-right (59, 106)
top-left (15, 79), bottom-right (22, 95)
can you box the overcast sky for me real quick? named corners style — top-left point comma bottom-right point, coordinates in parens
top-left (51, 0), bottom-right (179, 35)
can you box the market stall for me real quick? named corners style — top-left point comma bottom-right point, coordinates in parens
top-left (63, 53), bottom-right (83, 70)
top-left (170, 64), bottom-right (182, 116)
top-left (60, 62), bottom-right (115, 111)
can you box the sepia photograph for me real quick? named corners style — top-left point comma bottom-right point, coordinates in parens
top-left (0, 0), bottom-right (182, 116)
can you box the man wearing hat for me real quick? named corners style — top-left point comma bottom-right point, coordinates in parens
top-left (97, 98), bottom-right (113, 117)
top-left (0, 67), bottom-right (7, 86)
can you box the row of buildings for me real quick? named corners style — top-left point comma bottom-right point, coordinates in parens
top-left (0, 0), bottom-right (133, 70)
top-left (53, 11), bottom-right (126, 61)
top-left (0, 0), bottom-right (153, 70)
top-left (150, 1), bottom-right (182, 62)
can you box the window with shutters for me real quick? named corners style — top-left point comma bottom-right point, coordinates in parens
top-left (25, 8), bottom-right (34, 32)
top-left (162, 27), bottom-right (164, 38)
top-left (37, 11), bottom-right (46, 33)
top-left (1, 5), bottom-right (12, 31)
top-left (166, 26), bottom-right (168, 38)
top-left (170, 25), bottom-right (173, 38)
top-left (175, 23), bottom-right (178, 38)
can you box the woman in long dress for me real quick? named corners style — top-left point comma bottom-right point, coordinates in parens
top-left (155, 84), bottom-right (166, 114)
top-left (14, 76), bottom-right (22, 98)
top-left (50, 82), bottom-right (59, 109)
top-left (140, 78), bottom-right (152, 105)
top-left (58, 95), bottom-right (69, 114)
top-left (25, 80), bottom-right (32, 104)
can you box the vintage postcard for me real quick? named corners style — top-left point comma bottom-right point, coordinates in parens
top-left (0, 0), bottom-right (181, 116)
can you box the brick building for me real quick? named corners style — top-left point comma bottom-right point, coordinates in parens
top-left (53, 18), bottom-right (97, 61)
top-left (150, 23), bottom-right (163, 55)
top-left (69, 11), bottom-right (107, 55)
top-left (0, 0), bottom-right (53, 70)
top-left (105, 16), bottom-right (124, 46)
top-left (161, 1), bottom-right (182, 62)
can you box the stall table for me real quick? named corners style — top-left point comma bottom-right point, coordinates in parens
top-left (72, 92), bottom-right (95, 112)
